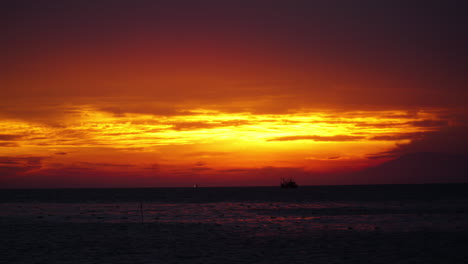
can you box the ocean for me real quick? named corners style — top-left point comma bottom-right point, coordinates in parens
top-left (2, 184), bottom-right (468, 203)
top-left (1, 184), bottom-right (467, 231)
top-left (1, 184), bottom-right (468, 263)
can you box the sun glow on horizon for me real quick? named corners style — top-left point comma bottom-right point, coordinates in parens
top-left (0, 104), bottom-right (449, 183)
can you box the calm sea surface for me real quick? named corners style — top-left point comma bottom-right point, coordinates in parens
top-left (1, 184), bottom-right (467, 234)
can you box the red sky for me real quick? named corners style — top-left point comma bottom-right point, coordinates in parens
top-left (1, 0), bottom-right (468, 188)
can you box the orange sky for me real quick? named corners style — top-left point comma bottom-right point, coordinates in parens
top-left (1, 1), bottom-right (467, 187)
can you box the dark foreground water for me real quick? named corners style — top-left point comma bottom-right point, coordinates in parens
top-left (1, 184), bottom-right (468, 263)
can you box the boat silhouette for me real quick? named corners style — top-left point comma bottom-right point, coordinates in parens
top-left (280, 177), bottom-right (298, 189)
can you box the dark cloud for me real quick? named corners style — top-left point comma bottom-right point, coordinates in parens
top-left (0, 166), bottom-right (31, 179)
top-left (184, 151), bottom-right (231, 157)
top-left (408, 120), bottom-right (449, 128)
top-left (190, 167), bottom-right (212, 172)
top-left (0, 142), bottom-right (19, 147)
top-left (354, 122), bottom-right (405, 128)
top-left (99, 105), bottom-right (198, 117)
top-left (369, 132), bottom-right (425, 141)
top-left (0, 160), bottom-right (20, 165)
top-left (220, 168), bottom-right (252, 173)
top-left (143, 164), bottom-right (160, 171)
top-left (370, 125), bottom-right (468, 158)
top-left (104, 132), bottom-right (144, 136)
top-left (0, 134), bottom-right (23, 147)
top-left (355, 152), bottom-right (468, 184)
top-left (0, 156), bottom-right (44, 166)
top-left (0, 156), bottom-right (45, 182)
top-left (0, 134), bottom-right (23, 140)
top-left (366, 153), bottom-right (399, 160)
top-left (268, 135), bottom-right (365, 142)
top-left (170, 120), bottom-right (252, 131)
top-left (0, 103), bottom-right (84, 125)
top-left (77, 162), bottom-right (136, 168)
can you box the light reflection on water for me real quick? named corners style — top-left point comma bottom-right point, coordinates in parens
top-left (1, 201), bottom-right (467, 234)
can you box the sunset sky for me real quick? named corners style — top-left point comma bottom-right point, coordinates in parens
top-left (1, 1), bottom-right (467, 188)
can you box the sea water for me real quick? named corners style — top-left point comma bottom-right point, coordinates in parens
top-left (1, 184), bottom-right (467, 234)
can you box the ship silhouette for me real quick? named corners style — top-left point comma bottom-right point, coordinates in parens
top-left (280, 177), bottom-right (298, 189)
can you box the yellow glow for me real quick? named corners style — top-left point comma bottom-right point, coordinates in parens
top-left (0, 106), bottom-right (447, 174)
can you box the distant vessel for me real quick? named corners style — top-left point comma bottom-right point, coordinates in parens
top-left (193, 184), bottom-right (199, 188)
top-left (280, 177), bottom-right (298, 189)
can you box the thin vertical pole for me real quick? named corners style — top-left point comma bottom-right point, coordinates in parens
top-left (140, 202), bottom-right (144, 224)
